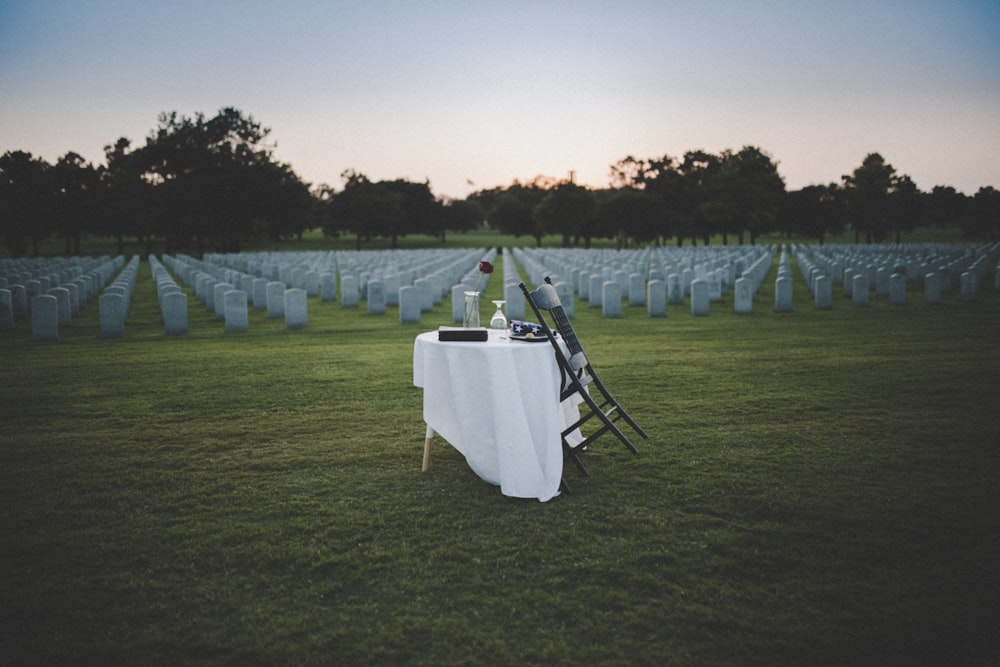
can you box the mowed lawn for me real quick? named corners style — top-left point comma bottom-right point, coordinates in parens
top-left (2, 252), bottom-right (999, 666)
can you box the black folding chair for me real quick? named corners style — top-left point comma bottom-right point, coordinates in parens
top-left (519, 277), bottom-right (648, 480)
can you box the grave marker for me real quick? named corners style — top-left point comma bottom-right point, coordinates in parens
top-left (99, 292), bottom-right (126, 337)
top-left (0, 289), bottom-right (12, 330)
top-left (734, 277), bottom-right (753, 314)
top-left (284, 288), bottom-right (308, 329)
top-left (628, 273), bottom-right (645, 306)
top-left (647, 279), bottom-right (666, 317)
top-left (224, 290), bottom-right (249, 333)
top-left (924, 273), bottom-right (941, 304)
top-left (266, 281), bottom-right (286, 317)
top-left (852, 274), bottom-right (869, 307)
top-left (321, 273), bottom-right (337, 302)
top-left (367, 279), bottom-right (386, 315)
top-left (32, 294), bottom-right (58, 340)
top-left (50, 287), bottom-right (71, 326)
top-left (814, 275), bottom-right (832, 310)
top-left (691, 279), bottom-right (709, 316)
top-left (342, 275), bottom-right (359, 307)
top-left (601, 282), bottom-right (621, 318)
top-left (162, 291), bottom-right (188, 335)
top-left (399, 286), bottom-right (421, 323)
top-left (774, 276), bottom-right (792, 312)
top-left (889, 273), bottom-right (906, 305)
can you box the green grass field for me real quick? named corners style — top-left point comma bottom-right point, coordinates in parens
top-left (2, 245), bottom-right (999, 666)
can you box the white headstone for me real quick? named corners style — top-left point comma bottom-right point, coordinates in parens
top-left (875, 267), bottom-right (890, 296)
top-left (284, 288), bottom-right (308, 329)
top-left (367, 279), bottom-right (386, 315)
top-left (601, 282), bottom-right (621, 318)
top-left (504, 282), bottom-right (525, 320)
top-left (628, 273), bottom-right (645, 306)
top-left (889, 273), bottom-right (906, 305)
top-left (667, 274), bottom-right (683, 305)
top-left (924, 273), bottom-right (941, 304)
top-left (213, 282), bottom-right (234, 319)
top-left (852, 274), bottom-right (869, 307)
top-left (305, 271), bottom-right (320, 297)
top-left (32, 294), bottom-right (59, 340)
top-left (0, 289), bottom-right (12, 330)
top-left (588, 274), bottom-right (603, 307)
top-left (399, 285), bottom-right (421, 324)
top-left (959, 271), bottom-right (977, 302)
top-left (413, 278), bottom-right (432, 312)
top-left (554, 281), bottom-right (574, 318)
top-left (708, 273), bottom-right (722, 302)
top-left (814, 275), bottom-right (832, 310)
top-left (383, 274), bottom-right (400, 305)
top-left (647, 279), bottom-right (666, 317)
top-left (774, 276), bottom-right (792, 312)
top-left (266, 282), bottom-right (285, 317)
top-left (252, 278), bottom-right (269, 309)
top-left (341, 275), bottom-right (359, 307)
top-left (10, 284), bottom-right (27, 318)
top-left (66, 282), bottom-right (80, 316)
top-left (162, 291), bottom-right (188, 335)
top-left (691, 279), bottom-right (709, 316)
top-left (321, 273), bottom-right (337, 302)
top-left (99, 292), bottom-right (126, 337)
top-left (224, 290), bottom-right (249, 333)
top-left (50, 287), bottom-right (71, 326)
top-left (734, 277), bottom-right (753, 314)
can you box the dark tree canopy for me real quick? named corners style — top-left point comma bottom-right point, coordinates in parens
top-left (2, 110), bottom-right (997, 257)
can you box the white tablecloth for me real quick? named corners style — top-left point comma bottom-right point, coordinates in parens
top-left (413, 330), bottom-right (573, 501)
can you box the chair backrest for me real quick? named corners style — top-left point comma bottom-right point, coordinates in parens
top-left (521, 281), bottom-right (588, 372)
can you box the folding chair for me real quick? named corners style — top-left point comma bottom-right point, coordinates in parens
top-left (519, 277), bottom-right (648, 479)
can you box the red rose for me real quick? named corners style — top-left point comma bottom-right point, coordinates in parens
top-left (479, 260), bottom-right (494, 274)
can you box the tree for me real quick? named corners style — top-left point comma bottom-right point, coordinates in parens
top-left (129, 107), bottom-right (308, 254)
top-left (329, 171), bottom-right (402, 250)
top-left (887, 174), bottom-right (921, 243)
top-left (382, 179), bottom-right (441, 245)
top-left (596, 188), bottom-right (665, 248)
top-left (52, 152), bottom-right (101, 255)
top-left (440, 198), bottom-right (483, 241)
top-left (924, 185), bottom-right (971, 232)
top-left (969, 186), bottom-right (1000, 241)
top-left (609, 153), bottom-right (687, 244)
top-left (843, 153), bottom-right (896, 243)
top-left (100, 138), bottom-right (152, 255)
top-left (706, 146), bottom-right (786, 245)
top-left (533, 182), bottom-right (596, 247)
top-left (0, 151), bottom-right (55, 257)
top-left (486, 184), bottom-right (545, 241)
top-left (678, 150), bottom-right (723, 245)
top-left (779, 184), bottom-right (845, 244)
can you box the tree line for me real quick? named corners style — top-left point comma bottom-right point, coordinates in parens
top-left (2, 107), bottom-right (998, 258)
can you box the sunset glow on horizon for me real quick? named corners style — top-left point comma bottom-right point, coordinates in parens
top-left (2, 1), bottom-right (998, 199)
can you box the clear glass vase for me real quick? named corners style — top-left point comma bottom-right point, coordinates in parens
top-left (463, 291), bottom-right (480, 328)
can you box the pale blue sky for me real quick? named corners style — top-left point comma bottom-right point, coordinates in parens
top-left (2, 1), bottom-right (998, 198)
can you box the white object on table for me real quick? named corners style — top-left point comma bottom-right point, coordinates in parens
top-left (413, 329), bottom-right (578, 502)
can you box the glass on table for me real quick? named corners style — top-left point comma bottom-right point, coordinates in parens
top-left (489, 300), bottom-right (508, 339)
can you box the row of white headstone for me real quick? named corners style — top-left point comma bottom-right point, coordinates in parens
top-left (794, 242), bottom-right (1000, 307)
top-left (514, 245), bottom-right (778, 317)
top-left (515, 242), bottom-right (1000, 316)
top-left (163, 248), bottom-right (495, 329)
top-left (0, 255), bottom-right (135, 339)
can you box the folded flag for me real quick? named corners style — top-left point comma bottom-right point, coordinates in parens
top-left (510, 320), bottom-right (546, 337)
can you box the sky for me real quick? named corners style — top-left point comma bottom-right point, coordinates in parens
top-left (2, 0), bottom-right (998, 200)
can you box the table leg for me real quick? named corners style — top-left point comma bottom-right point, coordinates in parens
top-left (422, 424), bottom-right (434, 472)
